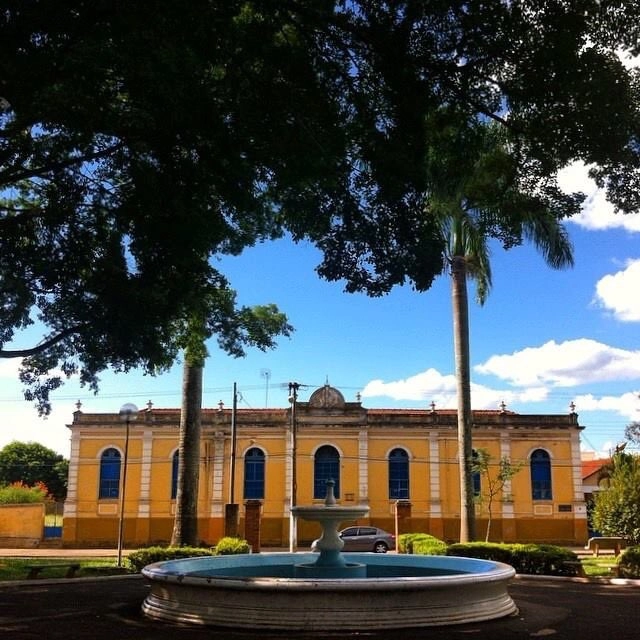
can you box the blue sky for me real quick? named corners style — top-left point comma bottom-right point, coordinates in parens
top-left (1, 161), bottom-right (639, 458)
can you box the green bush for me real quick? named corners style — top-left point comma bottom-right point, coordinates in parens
top-left (447, 542), bottom-right (580, 577)
top-left (125, 546), bottom-right (215, 572)
top-left (214, 536), bottom-right (251, 555)
top-left (0, 481), bottom-right (48, 504)
top-left (398, 533), bottom-right (447, 555)
top-left (510, 544), bottom-right (579, 576)
top-left (398, 533), bottom-right (425, 553)
top-left (618, 546), bottom-right (640, 578)
top-left (447, 542), bottom-right (514, 564)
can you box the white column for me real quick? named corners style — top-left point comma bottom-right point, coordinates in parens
top-left (137, 429), bottom-right (153, 519)
top-left (500, 434), bottom-right (515, 520)
top-left (210, 432), bottom-right (226, 517)
top-left (358, 429), bottom-right (369, 502)
top-left (428, 435), bottom-right (441, 516)
top-left (63, 429), bottom-right (80, 518)
top-left (570, 430), bottom-right (587, 521)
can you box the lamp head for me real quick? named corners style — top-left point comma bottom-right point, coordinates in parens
top-left (119, 403), bottom-right (139, 421)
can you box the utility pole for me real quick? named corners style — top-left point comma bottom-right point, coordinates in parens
top-left (288, 381), bottom-right (300, 552)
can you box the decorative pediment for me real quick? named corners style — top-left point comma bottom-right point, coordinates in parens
top-left (308, 385), bottom-right (345, 409)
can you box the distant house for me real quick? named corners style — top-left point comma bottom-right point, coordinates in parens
top-left (63, 385), bottom-right (588, 547)
top-left (581, 454), bottom-right (612, 537)
top-left (582, 456), bottom-right (611, 496)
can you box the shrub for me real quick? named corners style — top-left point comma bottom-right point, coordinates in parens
top-left (125, 546), bottom-right (215, 572)
top-left (398, 533), bottom-right (426, 553)
top-left (510, 544), bottom-right (579, 576)
top-left (398, 533), bottom-right (447, 555)
top-left (0, 481), bottom-right (49, 504)
top-left (447, 542), bottom-right (581, 577)
top-left (214, 536), bottom-right (251, 555)
top-left (447, 542), bottom-right (514, 564)
top-left (618, 546), bottom-right (640, 578)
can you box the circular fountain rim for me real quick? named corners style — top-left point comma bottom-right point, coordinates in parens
top-left (141, 552), bottom-right (516, 591)
top-left (141, 552), bottom-right (518, 630)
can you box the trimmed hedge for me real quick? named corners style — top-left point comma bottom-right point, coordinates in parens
top-left (618, 546), bottom-right (640, 578)
top-left (447, 542), bottom-right (581, 577)
top-left (126, 537), bottom-right (251, 572)
top-left (214, 536), bottom-right (251, 555)
top-left (398, 533), bottom-right (447, 555)
top-left (126, 546), bottom-right (216, 572)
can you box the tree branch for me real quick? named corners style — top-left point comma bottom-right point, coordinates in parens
top-left (0, 141), bottom-right (124, 187)
top-left (0, 325), bottom-right (84, 359)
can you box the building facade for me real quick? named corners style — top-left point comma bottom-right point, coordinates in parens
top-left (63, 385), bottom-right (588, 547)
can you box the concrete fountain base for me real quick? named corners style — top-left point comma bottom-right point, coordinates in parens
top-left (141, 552), bottom-right (517, 631)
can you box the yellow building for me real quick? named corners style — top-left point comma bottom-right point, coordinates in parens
top-left (63, 385), bottom-right (588, 547)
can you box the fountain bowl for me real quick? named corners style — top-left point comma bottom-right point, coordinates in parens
top-left (141, 551), bottom-right (517, 631)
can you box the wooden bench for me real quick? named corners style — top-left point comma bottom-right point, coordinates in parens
top-left (26, 563), bottom-right (81, 579)
top-left (584, 537), bottom-right (626, 557)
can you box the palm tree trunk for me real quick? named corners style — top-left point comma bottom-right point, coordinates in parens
top-left (170, 356), bottom-right (203, 546)
top-left (451, 255), bottom-right (476, 542)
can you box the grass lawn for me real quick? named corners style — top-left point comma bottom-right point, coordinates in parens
top-left (0, 558), bottom-right (131, 581)
top-left (580, 554), bottom-right (620, 577)
top-left (0, 554), bottom-right (627, 581)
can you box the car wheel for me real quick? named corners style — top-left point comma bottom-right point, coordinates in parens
top-left (373, 542), bottom-right (388, 553)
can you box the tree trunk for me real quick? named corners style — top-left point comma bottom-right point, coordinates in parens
top-left (170, 357), bottom-right (203, 547)
top-left (451, 255), bottom-right (476, 542)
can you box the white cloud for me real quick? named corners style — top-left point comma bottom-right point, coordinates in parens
top-left (0, 358), bottom-right (74, 456)
top-left (361, 369), bottom-right (456, 402)
top-left (594, 259), bottom-right (640, 322)
top-left (557, 161), bottom-right (640, 232)
top-left (617, 49), bottom-right (640, 70)
top-left (0, 359), bottom-right (21, 379)
top-left (0, 401), bottom-right (72, 456)
top-left (360, 368), bottom-right (549, 409)
top-left (573, 390), bottom-right (640, 421)
top-left (475, 339), bottom-right (640, 387)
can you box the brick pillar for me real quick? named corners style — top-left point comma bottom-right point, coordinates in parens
top-left (224, 503), bottom-right (239, 538)
top-left (395, 500), bottom-right (412, 540)
top-left (244, 500), bottom-right (262, 552)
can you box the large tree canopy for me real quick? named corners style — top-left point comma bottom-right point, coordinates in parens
top-left (1, 1), bottom-right (350, 411)
top-left (0, 441), bottom-right (68, 501)
top-left (300, 1), bottom-right (640, 294)
top-left (1, 1), bottom-right (639, 410)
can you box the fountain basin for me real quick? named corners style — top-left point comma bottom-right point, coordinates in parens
top-left (141, 552), bottom-right (517, 631)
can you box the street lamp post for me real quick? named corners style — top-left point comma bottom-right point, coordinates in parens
top-left (117, 403), bottom-right (138, 567)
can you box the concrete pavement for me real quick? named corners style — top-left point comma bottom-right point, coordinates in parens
top-left (0, 573), bottom-right (638, 639)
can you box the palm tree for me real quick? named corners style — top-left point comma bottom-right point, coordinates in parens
top-left (170, 298), bottom-right (293, 547)
top-left (428, 118), bottom-right (574, 542)
top-left (171, 317), bottom-right (207, 547)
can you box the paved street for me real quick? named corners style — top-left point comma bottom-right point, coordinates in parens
top-left (0, 573), bottom-right (638, 639)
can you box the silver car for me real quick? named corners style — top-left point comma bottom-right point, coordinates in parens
top-left (312, 526), bottom-right (396, 553)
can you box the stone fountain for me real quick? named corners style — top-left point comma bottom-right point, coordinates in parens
top-left (141, 482), bottom-right (517, 631)
top-left (290, 479), bottom-right (369, 577)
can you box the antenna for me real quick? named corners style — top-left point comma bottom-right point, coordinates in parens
top-left (260, 369), bottom-right (271, 407)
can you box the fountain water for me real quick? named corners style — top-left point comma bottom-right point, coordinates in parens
top-left (141, 482), bottom-right (517, 631)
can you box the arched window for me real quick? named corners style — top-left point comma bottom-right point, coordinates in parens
top-left (171, 451), bottom-right (179, 499)
top-left (531, 449), bottom-right (552, 500)
top-left (244, 448), bottom-right (265, 499)
top-left (99, 448), bottom-right (121, 499)
top-left (388, 448), bottom-right (409, 499)
top-left (314, 445), bottom-right (340, 499)
top-left (472, 449), bottom-right (481, 497)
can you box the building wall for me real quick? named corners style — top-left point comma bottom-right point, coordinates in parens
top-left (63, 386), bottom-right (588, 548)
top-left (0, 503), bottom-right (44, 547)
